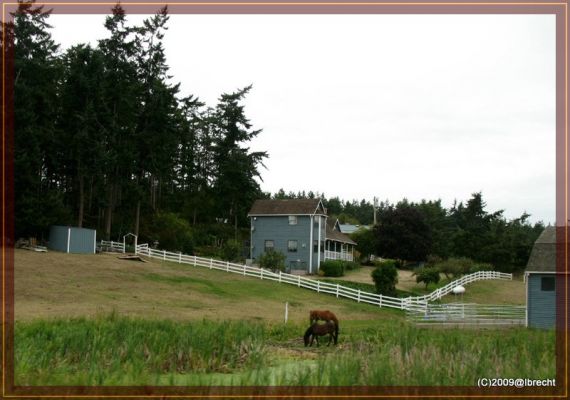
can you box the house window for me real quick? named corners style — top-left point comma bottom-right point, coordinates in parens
top-left (288, 240), bottom-right (298, 252)
top-left (541, 276), bottom-right (555, 291)
top-left (288, 216), bottom-right (298, 225)
top-left (264, 240), bottom-right (274, 252)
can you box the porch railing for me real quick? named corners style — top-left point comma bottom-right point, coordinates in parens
top-left (324, 250), bottom-right (353, 262)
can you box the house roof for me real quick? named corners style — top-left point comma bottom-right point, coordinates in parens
top-left (326, 219), bottom-right (357, 245)
top-left (248, 199), bottom-right (325, 216)
top-left (526, 226), bottom-right (568, 273)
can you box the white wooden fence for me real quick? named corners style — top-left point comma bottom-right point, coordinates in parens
top-left (407, 303), bottom-right (526, 326)
top-left (135, 243), bottom-right (513, 312)
top-left (99, 240), bottom-right (125, 253)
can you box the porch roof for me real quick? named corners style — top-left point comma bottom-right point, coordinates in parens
top-left (326, 220), bottom-right (356, 245)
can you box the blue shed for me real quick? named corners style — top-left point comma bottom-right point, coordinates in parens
top-left (525, 226), bottom-right (563, 329)
top-left (48, 226), bottom-right (97, 254)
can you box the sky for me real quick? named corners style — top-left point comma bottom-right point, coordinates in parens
top-left (49, 13), bottom-right (556, 224)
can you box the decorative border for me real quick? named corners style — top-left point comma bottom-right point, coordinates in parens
top-left (1, 1), bottom-right (567, 398)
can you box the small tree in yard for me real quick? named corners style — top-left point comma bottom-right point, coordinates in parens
top-left (258, 250), bottom-right (286, 272)
top-left (414, 267), bottom-right (440, 289)
top-left (371, 260), bottom-right (398, 297)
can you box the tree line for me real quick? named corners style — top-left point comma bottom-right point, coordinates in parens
top-left (269, 189), bottom-right (544, 272)
top-left (6, 2), bottom-right (266, 244)
top-left (4, 2), bottom-right (546, 270)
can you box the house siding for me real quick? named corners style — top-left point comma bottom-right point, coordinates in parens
top-left (527, 274), bottom-right (556, 329)
top-left (251, 215), bottom-right (327, 273)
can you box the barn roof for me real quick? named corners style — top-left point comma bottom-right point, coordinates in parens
top-left (248, 199), bottom-right (325, 216)
top-left (525, 226), bottom-right (568, 273)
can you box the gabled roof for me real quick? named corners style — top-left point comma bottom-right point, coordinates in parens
top-left (248, 198), bottom-right (326, 216)
top-left (326, 219), bottom-right (357, 245)
top-left (526, 226), bottom-right (568, 273)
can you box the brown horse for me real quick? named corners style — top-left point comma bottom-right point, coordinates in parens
top-left (309, 310), bottom-right (339, 338)
top-left (304, 321), bottom-right (338, 346)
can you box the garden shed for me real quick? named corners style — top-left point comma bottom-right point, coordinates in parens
top-left (48, 226), bottom-right (96, 254)
top-left (525, 226), bottom-right (564, 329)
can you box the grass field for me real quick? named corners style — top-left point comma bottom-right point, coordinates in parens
top-left (317, 265), bottom-right (526, 304)
top-left (14, 249), bottom-right (551, 386)
top-left (15, 250), bottom-right (394, 323)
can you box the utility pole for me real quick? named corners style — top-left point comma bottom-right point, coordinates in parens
top-left (373, 196), bottom-right (378, 225)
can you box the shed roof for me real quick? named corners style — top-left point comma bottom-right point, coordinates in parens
top-left (248, 199), bottom-right (325, 216)
top-left (326, 219), bottom-right (357, 245)
top-left (525, 226), bottom-right (568, 273)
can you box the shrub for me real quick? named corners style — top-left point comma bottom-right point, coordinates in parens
top-left (141, 212), bottom-right (193, 254)
top-left (371, 262), bottom-right (398, 296)
top-left (468, 262), bottom-right (494, 274)
top-left (436, 258), bottom-right (464, 280)
top-left (413, 267), bottom-right (440, 289)
top-left (258, 250), bottom-right (286, 272)
top-left (220, 240), bottom-right (241, 262)
top-left (343, 261), bottom-right (361, 271)
top-left (320, 260), bottom-right (345, 277)
top-left (373, 259), bottom-right (398, 269)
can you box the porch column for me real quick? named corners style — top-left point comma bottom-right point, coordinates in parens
top-left (317, 216), bottom-right (321, 269)
top-left (309, 215), bottom-right (313, 274)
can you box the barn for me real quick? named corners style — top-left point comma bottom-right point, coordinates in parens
top-left (48, 226), bottom-right (97, 254)
top-left (525, 226), bottom-right (564, 329)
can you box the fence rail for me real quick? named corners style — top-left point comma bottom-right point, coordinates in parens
top-left (134, 244), bottom-right (512, 311)
top-left (407, 303), bottom-right (526, 326)
top-left (99, 240), bottom-right (125, 253)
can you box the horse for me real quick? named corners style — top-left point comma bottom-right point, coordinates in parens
top-left (303, 321), bottom-right (338, 347)
top-left (309, 309), bottom-right (339, 338)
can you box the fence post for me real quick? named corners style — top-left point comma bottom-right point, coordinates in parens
top-left (317, 281), bottom-right (320, 293)
top-left (284, 302), bottom-right (288, 323)
top-left (379, 294), bottom-right (382, 307)
top-left (210, 259), bottom-right (213, 269)
top-left (260, 267), bottom-right (263, 279)
top-left (163, 250), bottom-right (166, 261)
top-left (226, 261), bottom-right (229, 272)
top-left (179, 252), bottom-right (182, 263)
top-left (243, 265), bottom-right (246, 276)
top-left (297, 275), bottom-right (301, 287)
top-left (357, 289), bottom-right (361, 303)
top-left (279, 271), bottom-right (282, 283)
top-left (336, 284), bottom-right (339, 298)
top-left (193, 255), bottom-right (197, 266)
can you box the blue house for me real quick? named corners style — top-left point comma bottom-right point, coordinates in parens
top-left (525, 226), bottom-right (563, 329)
top-left (248, 199), bottom-right (356, 274)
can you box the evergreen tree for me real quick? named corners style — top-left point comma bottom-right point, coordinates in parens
top-left (12, 0), bottom-right (66, 238)
top-left (211, 85), bottom-right (267, 237)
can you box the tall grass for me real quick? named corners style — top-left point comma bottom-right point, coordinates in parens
top-left (15, 315), bottom-right (555, 386)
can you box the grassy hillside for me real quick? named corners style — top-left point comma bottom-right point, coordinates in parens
top-left (15, 250), bottom-right (396, 323)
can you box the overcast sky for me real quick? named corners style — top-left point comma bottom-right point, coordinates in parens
top-left (49, 13), bottom-right (556, 224)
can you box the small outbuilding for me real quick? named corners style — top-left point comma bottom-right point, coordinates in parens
top-left (525, 226), bottom-right (565, 329)
top-left (48, 226), bottom-right (97, 254)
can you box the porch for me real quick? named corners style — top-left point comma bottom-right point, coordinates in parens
top-left (324, 249), bottom-right (354, 262)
